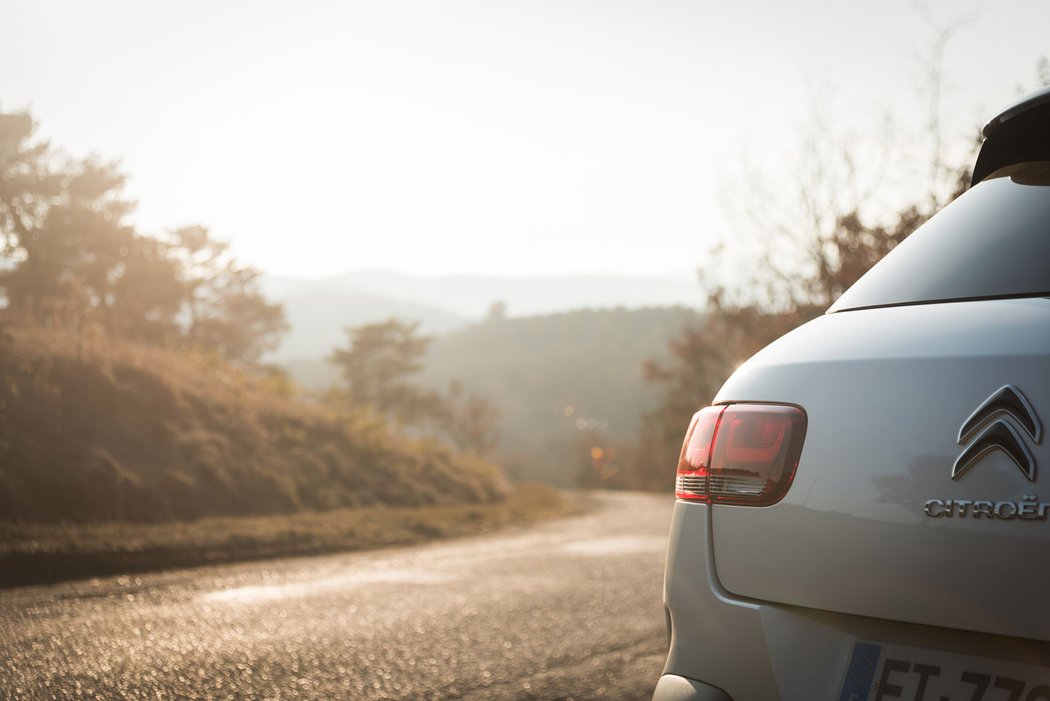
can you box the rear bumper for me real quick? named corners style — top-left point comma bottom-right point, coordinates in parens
top-left (660, 501), bottom-right (1050, 700)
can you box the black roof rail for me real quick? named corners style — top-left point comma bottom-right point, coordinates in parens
top-left (972, 86), bottom-right (1050, 186)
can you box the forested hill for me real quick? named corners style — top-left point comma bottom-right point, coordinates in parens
top-left (419, 306), bottom-right (703, 486)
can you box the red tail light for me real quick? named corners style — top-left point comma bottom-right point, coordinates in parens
top-left (675, 403), bottom-right (806, 506)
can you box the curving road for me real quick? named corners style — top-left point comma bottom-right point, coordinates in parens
top-left (0, 492), bottom-right (672, 700)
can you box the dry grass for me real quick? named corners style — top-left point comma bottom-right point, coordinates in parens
top-left (0, 484), bottom-right (574, 587)
top-left (0, 323), bottom-right (510, 523)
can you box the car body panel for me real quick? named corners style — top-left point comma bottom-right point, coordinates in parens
top-left (707, 297), bottom-right (1050, 641)
top-left (662, 502), bottom-right (781, 700)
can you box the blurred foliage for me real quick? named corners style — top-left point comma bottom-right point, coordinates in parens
top-left (0, 109), bottom-right (285, 364)
top-left (420, 307), bottom-right (702, 486)
top-left (328, 319), bottom-right (503, 457)
top-left (329, 319), bottom-right (442, 424)
top-left (628, 148), bottom-right (975, 490)
top-left (624, 44), bottom-right (1046, 489)
top-left (170, 225), bottom-right (288, 363)
top-left (442, 380), bottom-right (502, 458)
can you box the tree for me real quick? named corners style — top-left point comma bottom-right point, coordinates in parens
top-left (329, 319), bottom-right (504, 458)
top-left (0, 108), bottom-right (286, 363)
top-left (0, 111), bottom-right (61, 261)
top-left (630, 27), bottom-right (989, 489)
top-left (329, 319), bottom-right (444, 423)
top-left (189, 261), bottom-right (287, 363)
top-left (441, 380), bottom-right (501, 456)
top-left (1, 110), bottom-right (184, 337)
top-left (165, 225), bottom-right (287, 363)
top-left (629, 165), bottom-right (971, 490)
top-left (626, 300), bottom-right (811, 489)
top-left (168, 225), bottom-right (227, 336)
top-left (109, 234), bottom-right (185, 344)
top-left (1, 149), bottom-right (140, 331)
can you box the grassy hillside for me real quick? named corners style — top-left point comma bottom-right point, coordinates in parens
top-left (0, 324), bottom-right (509, 524)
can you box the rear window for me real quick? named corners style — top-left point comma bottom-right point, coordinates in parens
top-left (829, 162), bottom-right (1050, 313)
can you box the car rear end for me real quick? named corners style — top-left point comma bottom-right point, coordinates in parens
top-left (655, 87), bottom-right (1050, 701)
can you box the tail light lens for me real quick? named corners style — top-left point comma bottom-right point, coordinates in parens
top-left (675, 403), bottom-right (806, 506)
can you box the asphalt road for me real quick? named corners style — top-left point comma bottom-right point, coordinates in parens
top-left (0, 492), bottom-right (673, 701)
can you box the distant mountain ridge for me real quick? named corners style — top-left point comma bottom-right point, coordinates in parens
top-left (325, 270), bottom-right (704, 318)
top-left (261, 276), bottom-right (468, 360)
top-left (262, 269), bottom-right (702, 360)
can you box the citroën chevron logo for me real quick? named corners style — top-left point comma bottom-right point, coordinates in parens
top-left (953, 385), bottom-right (1041, 482)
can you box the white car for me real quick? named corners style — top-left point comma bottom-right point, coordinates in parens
top-left (654, 87), bottom-right (1050, 701)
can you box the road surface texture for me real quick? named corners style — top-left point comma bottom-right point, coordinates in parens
top-left (1, 492), bottom-right (672, 700)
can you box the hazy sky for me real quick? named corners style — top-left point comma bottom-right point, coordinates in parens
top-left (1, 0), bottom-right (1048, 278)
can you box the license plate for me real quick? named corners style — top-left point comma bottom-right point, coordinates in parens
top-left (838, 641), bottom-right (1050, 701)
